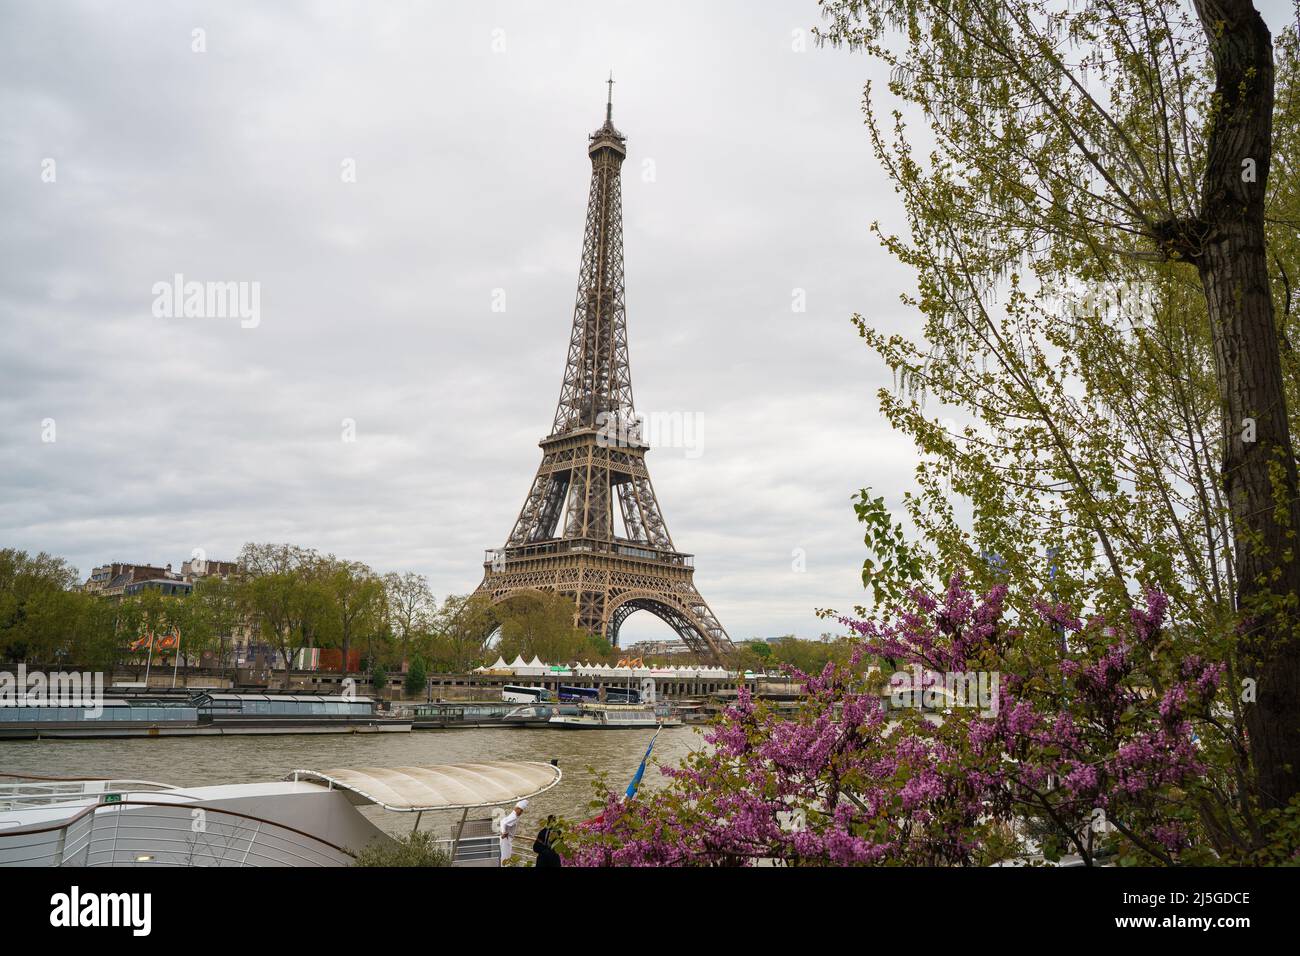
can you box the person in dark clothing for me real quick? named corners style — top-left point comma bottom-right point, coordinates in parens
top-left (533, 815), bottom-right (563, 867)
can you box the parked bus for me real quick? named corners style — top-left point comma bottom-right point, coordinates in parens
top-left (502, 685), bottom-right (551, 704)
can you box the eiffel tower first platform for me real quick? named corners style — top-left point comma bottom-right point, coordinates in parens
top-left (473, 81), bottom-right (733, 661)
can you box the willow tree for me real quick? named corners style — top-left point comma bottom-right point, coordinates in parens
top-left (820, 0), bottom-right (1300, 809)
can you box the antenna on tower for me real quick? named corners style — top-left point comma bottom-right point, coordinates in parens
top-left (606, 71), bottom-right (615, 123)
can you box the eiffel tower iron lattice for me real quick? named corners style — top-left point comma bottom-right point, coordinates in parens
top-left (473, 82), bottom-right (733, 661)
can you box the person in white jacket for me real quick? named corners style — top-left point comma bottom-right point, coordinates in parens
top-left (499, 799), bottom-right (528, 864)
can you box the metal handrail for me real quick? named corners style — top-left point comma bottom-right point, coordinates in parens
top-left (0, 799), bottom-right (357, 866)
top-left (488, 538), bottom-right (694, 567)
top-left (0, 772), bottom-right (115, 781)
top-left (0, 778), bottom-right (178, 811)
top-left (0, 780), bottom-right (176, 794)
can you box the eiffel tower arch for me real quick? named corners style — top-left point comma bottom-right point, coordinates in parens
top-left (473, 80), bottom-right (733, 661)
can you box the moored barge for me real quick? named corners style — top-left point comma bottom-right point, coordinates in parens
top-left (0, 693), bottom-right (411, 739)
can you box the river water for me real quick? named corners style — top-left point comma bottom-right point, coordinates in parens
top-left (0, 726), bottom-right (708, 840)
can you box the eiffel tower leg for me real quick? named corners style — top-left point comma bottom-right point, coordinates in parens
top-left (575, 565), bottom-right (609, 638)
top-left (603, 583), bottom-right (731, 660)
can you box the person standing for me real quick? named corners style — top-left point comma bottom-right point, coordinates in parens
top-left (498, 799), bottom-right (527, 864)
top-left (533, 814), bottom-right (562, 868)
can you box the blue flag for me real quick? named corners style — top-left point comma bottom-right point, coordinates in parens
top-left (625, 729), bottom-right (660, 799)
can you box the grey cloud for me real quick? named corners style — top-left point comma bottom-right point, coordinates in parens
top-left (19, 0), bottom-right (1248, 643)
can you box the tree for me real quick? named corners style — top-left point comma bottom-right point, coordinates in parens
top-left (237, 543), bottom-right (327, 688)
top-left (818, 0), bottom-right (1300, 808)
top-left (428, 594), bottom-right (494, 672)
top-left (726, 644), bottom-right (764, 676)
top-left (71, 596), bottom-right (122, 670)
top-left (493, 591), bottom-right (599, 664)
top-left (0, 549), bottom-right (82, 662)
top-left (568, 577), bottom-right (1267, 866)
top-left (405, 655), bottom-right (429, 698)
top-left (317, 557), bottom-right (386, 676)
top-left (189, 574), bottom-right (243, 675)
top-left (584, 633), bottom-right (614, 661)
top-left (768, 636), bottom-right (857, 676)
top-left (352, 831), bottom-right (450, 867)
top-left (384, 571), bottom-right (435, 669)
top-left (116, 589), bottom-right (192, 678)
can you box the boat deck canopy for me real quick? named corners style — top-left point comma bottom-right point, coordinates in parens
top-left (288, 761), bottom-right (561, 812)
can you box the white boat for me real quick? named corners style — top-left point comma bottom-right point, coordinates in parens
top-left (548, 702), bottom-right (681, 729)
top-left (0, 760), bottom-right (561, 867)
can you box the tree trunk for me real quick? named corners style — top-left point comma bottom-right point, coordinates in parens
top-left (1194, 0), bottom-right (1300, 811)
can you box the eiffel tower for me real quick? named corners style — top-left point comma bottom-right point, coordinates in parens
top-left (473, 79), bottom-right (733, 661)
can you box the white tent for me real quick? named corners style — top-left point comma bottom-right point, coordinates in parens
top-left (509, 654), bottom-right (546, 677)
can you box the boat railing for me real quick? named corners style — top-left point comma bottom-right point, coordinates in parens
top-left (0, 775), bottom-right (178, 811)
top-left (0, 799), bottom-right (356, 867)
top-left (426, 817), bottom-right (502, 867)
top-left (439, 835), bottom-right (501, 866)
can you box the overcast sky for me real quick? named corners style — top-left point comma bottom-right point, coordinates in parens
top-left (2, 1), bottom-right (1294, 645)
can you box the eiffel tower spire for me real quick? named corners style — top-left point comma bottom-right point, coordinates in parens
top-left (552, 72), bottom-right (632, 438)
top-left (473, 86), bottom-right (733, 660)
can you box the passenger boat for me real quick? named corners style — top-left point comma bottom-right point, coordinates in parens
top-left (0, 693), bottom-right (411, 739)
top-left (407, 701), bottom-right (516, 729)
top-left (191, 693), bottom-right (411, 734)
top-left (674, 701), bottom-right (713, 724)
top-left (0, 760), bottom-right (561, 867)
top-left (547, 701), bottom-right (681, 729)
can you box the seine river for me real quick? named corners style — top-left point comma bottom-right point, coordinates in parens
top-left (1, 727), bottom-right (707, 840)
